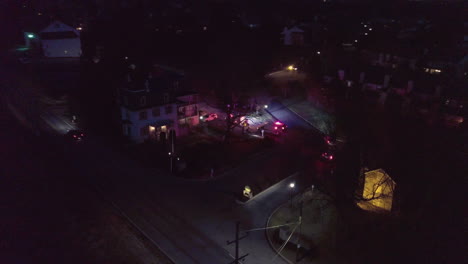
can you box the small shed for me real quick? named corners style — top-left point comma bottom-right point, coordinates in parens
top-left (40, 21), bottom-right (81, 58)
top-left (281, 26), bottom-right (305, 46)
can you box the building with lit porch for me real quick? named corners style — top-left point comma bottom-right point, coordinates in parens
top-left (119, 64), bottom-right (199, 143)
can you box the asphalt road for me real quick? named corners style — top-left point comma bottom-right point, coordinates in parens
top-left (2, 60), bottom-right (325, 264)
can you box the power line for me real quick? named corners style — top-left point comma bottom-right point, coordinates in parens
top-left (272, 223), bottom-right (299, 262)
top-left (242, 221), bottom-right (300, 233)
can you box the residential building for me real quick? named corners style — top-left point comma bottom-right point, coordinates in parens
top-left (39, 21), bottom-right (82, 57)
top-left (119, 65), bottom-right (199, 143)
top-left (281, 26), bottom-right (305, 46)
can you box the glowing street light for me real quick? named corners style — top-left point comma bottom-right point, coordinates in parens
top-left (354, 39), bottom-right (358, 43)
top-left (289, 182), bottom-right (295, 207)
top-left (264, 104), bottom-right (268, 109)
top-left (287, 65), bottom-right (294, 71)
top-left (27, 34), bottom-right (35, 39)
top-left (317, 51), bottom-right (321, 55)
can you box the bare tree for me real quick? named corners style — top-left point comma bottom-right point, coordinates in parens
top-left (222, 92), bottom-right (250, 143)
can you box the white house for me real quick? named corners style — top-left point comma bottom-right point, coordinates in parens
top-left (281, 26), bottom-right (305, 46)
top-left (40, 21), bottom-right (81, 58)
top-left (120, 65), bottom-right (199, 143)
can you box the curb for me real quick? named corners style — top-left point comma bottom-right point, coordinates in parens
top-left (243, 173), bottom-right (298, 205)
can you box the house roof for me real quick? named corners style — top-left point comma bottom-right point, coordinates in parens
top-left (121, 64), bottom-right (187, 110)
top-left (40, 21), bottom-right (79, 35)
top-left (361, 39), bottom-right (422, 59)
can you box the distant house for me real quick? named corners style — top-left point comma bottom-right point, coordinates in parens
top-left (40, 21), bottom-right (81, 58)
top-left (360, 45), bottom-right (419, 70)
top-left (281, 26), bottom-right (305, 46)
top-left (358, 169), bottom-right (396, 213)
top-left (119, 65), bottom-right (199, 143)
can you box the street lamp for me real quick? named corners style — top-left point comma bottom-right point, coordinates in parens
top-left (168, 152), bottom-right (173, 173)
top-left (264, 104), bottom-right (268, 109)
top-left (289, 182), bottom-right (295, 207)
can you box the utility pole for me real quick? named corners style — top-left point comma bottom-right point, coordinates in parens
top-left (169, 129), bottom-right (176, 173)
top-left (296, 192), bottom-right (304, 263)
top-left (226, 221), bottom-right (248, 264)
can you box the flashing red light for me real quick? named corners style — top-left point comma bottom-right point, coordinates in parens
top-left (329, 155), bottom-right (334, 160)
top-left (73, 135), bottom-right (77, 138)
top-left (282, 127), bottom-right (285, 130)
top-left (274, 126), bottom-right (278, 130)
top-left (275, 121), bottom-right (282, 125)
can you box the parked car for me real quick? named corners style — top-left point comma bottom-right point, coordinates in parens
top-left (321, 151), bottom-right (335, 161)
top-left (65, 130), bottom-right (85, 142)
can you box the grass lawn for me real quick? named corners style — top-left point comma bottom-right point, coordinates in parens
top-left (176, 126), bottom-right (275, 179)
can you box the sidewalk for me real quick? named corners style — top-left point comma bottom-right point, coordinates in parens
top-left (266, 188), bottom-right (339, 264)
